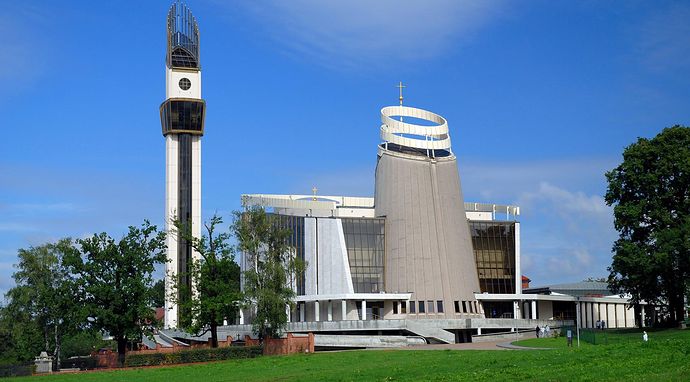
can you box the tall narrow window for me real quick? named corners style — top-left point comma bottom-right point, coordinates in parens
top-left (401, 301), bottom-right (407, 314)
top-left (469, 302), bottom-right (474, 313)
top-left (393, 302), bottom-right (399, 314)
top-left (418, 301), bottom-right (425, 313)
top-left (437, 301), bottom-right (444, 313)
top-left (427, 300), bottom-right (434, 314)
top-left (410, 301), bottom-right (416, 314)
top-left (462, 301), bottom-right (467, 313)
top-left (454, 301), bottom-right (460, 314)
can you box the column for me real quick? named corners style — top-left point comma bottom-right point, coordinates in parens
top-left (327, 301), bottom-right (333, 322)
top-left (299, 303), bottom-right (305, 322)
top-left (239, 309), bottom-right (245, 325)
top-left (513, 300), bottom-right (519, 319)
top-left (531, 300), bottom-right (537, 319)
top-left (314, 301), bottom-right (320, 322)
top-left (286, 305), bottom-right (291, 323)
top-left (362, 300), bottom-right (367, 321)
top-left (641, 305), bottom-right (646, 327)
top-left (342, 300), bottom-right (347, 321)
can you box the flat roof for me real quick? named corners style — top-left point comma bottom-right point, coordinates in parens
top-left (242, 193), bottom-right (519, 217)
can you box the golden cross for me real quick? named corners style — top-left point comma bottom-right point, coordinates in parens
top-left (397, 81), bottom-right (406, 106)
top-left (312, 186), bottom-right (318, 201)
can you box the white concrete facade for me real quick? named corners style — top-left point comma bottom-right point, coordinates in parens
top-left (162, 3), bottom-right (204, 329)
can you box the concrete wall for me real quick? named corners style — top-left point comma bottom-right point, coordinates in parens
top-left (375, 151), bottom-right (481, 320)
top-left (538, 301), bottom-right (554, 320)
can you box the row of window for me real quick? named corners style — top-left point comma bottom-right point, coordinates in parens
top-left (392, 300), bottom-right (481, 315)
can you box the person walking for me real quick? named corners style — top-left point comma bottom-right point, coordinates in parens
top-left (535, 325), bottom-right (540, 338)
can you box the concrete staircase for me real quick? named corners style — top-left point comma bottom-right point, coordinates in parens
top-left (405, 320), bottom-right (455, 344)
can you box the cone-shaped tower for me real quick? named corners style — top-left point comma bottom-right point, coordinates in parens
top-left (375, 105), bottom-right (483, 318)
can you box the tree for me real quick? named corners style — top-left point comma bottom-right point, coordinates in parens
top-left (2, 240), bottom-right (82, 367)
top-left (66, 221), bottom-right (167, 367)
top-left (172, 214), bottom-right (241, 348)
top-left (233, 207), bottom-right (305, 339)
top-left (605, 125), bottom-right (690, 324)
top-left (151, 279), bottom-right (165, 308)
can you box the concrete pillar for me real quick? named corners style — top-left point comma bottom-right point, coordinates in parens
top-left (314, 301), bottom-right (320, 322)
top-left (477, 327), bottom-right (482, 335)
top-left (531, 300), bottom-right (537, 319)
top-left (240, 309), bottom-right (245, 325)
top-left (286, 305), bottom-right (291, 323)
top-left (513, 300), bottom-right (519, 319)
top-left (342, 300), bottom-right (347, 321)
top-left (327, 301), bottom-right (333, 322)
top-left (641, 305), bottom-right (646, 327)
top-left (362, 300), bottom-right (367, 321)
top-left (299, 303), bottom-right (305, 322)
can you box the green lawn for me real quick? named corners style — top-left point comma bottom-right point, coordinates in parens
top-left (7, 329), bottom-right (690, 381)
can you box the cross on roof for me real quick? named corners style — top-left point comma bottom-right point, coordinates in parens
top-left (397, 81), bottom-right (406, 106)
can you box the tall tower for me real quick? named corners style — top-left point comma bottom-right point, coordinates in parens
top-left (161, 1), bottom-right (205, 329)
top-left (374, 102), bottom-right (483, 319)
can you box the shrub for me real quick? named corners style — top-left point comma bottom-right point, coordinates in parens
top-left (124, 346), bottom-right (262, 367)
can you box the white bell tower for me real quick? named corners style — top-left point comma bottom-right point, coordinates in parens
top-left (161, 0), bottom-right (205, 329)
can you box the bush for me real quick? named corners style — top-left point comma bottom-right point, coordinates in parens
top-left (124, 346), bottom-right (262, 367)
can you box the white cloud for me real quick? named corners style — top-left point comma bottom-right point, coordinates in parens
top-left (218, 0), bottom-right (509, 69)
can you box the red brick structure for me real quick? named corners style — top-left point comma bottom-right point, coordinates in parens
top-left (263, 333), bottom-right (314, 356)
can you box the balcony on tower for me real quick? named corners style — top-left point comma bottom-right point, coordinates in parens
top-left (160, 99), bottom-right (205, 136)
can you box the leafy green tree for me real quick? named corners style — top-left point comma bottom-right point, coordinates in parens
top-left (605, 125), bottom-right (690, 324)
top-left (1, 240), bottom-right (81, 367)
top-left (66, 221), bottom-right (166, 367)
top-left (151, 279), bottom-right (165, 308)
top-left (233, 207), bottom-right (305, 339)
top-left (172, 215), bottom-right (241, 348)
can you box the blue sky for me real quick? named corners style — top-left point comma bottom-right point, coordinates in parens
top-left (2, 0), bottom-right (690, 296)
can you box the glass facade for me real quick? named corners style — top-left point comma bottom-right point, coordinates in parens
top-left (269, 214), bottom-right (306, 295)
top-left (167, 1), bottom-right (200, 69)
top-left (470, 221), bottom-right (516, 294)
top-left (342, 218), bottom-right (385, 294)
top-left (160, 99), bottom-right (205, 136)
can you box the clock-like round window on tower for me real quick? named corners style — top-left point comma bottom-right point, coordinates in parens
top-left (179, 78), bottom-right (191, 91)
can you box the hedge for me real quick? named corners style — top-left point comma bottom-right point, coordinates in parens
top-left (0, 363), bottom-right (34, 378)
top-left (124, 346), bottom-right (262, 367)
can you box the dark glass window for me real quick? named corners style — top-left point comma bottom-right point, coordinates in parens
top-left (343, 218), bottom-right (385, 293)
top-left (401, 301), bottom-right (407, 314)
top-left (410, 301), bottom-right (416, 314)
top-left (437, 301), bottom-right (444, 313)
top-left (268, 214), bottom-right (306, 295)
top-left (427, 301), bottom-right (434, 313)
top-left (179, 77), bottom-right (191, 90)
top-left (418, 301), bottom-right (425, 313)
top-left (462, 301), bottom-right (467, 313)
top-left (454, 301), bottom-right (460, 313)
top-left (470, 221), bottom-right (517, 294)
top-left (393, 302), bottom-right (398, 315)
top-left (161, 99), bottom-right (205, 136)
